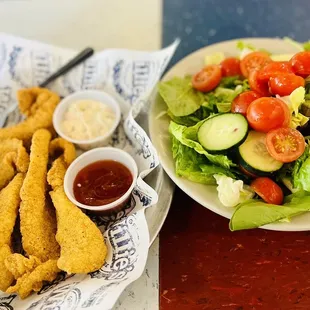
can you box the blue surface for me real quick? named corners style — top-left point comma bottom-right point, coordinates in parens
top-left (163, 0), bottom-right (310, 68)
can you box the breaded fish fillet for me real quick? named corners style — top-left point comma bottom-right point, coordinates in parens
top-left (0, 153), bottom-right (16, 190)
top-left (0, 140), bottom-right (29, 190)
top-left (5, 254), bottom-right (41, 280)
top-left (0, 138), bottom-right (29, 171)
top-left (6, 259), bottom-right (60, 299)
top-left (20, 129), bottom-right (60, 262)
top-left (0, 173), bottom-right (24, 247)
top-left (48, 158), bottom-right (107, 274)
top-left (0, 173), bottom-right (25, 292)
top-left (0, 87), bottom-right (60, 142)
top-left (49, 137), bottom-right (76, 166)
top-left (0, 245), bottom-right (14, 292)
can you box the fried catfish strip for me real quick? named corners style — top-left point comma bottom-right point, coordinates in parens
top-left (48, 158), bottom-right (107, 274)
top-left (0, 153), bottom-right (16, 190)
top-left (0, 173), bottom-right (24, 247)
top-left (0, 174), bottom-right (25, 292)
top-left (0, 138), bottom-right (29, 172)
top-left (0, 245), bottom-right (14, 292)
top-left (0, 87), bottom-right (60, 142)
top-left (6, 259), bottom-right (60, 299)
top-left (0, 140), bottom-right (29, 190)
top-left (20, 129), bottom-right (60, 262)
top-left (49, 137), bottom-right (76, 166)
top-left (5, 254), bottom-right (41, 280)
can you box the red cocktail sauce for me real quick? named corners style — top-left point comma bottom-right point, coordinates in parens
top-left (73, 160), bottom-right (133, 206)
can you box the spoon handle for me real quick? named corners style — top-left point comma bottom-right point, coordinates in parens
top-left (39, 47), bottom-right (94, 88)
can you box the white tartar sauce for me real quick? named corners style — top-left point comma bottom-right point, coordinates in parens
top-left (61, 99), bottom-right (116, 140)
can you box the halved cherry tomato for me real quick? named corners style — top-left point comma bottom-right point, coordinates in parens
top-left (246, 97), bottom-right (290, 132)
top-left (231, 90), bottom-right (262, 116)
top-left (240, 51), bottom-right (272, 78)
top-left (266, 127), bottom-right (306, 163)
top-left (257, 61), bottom-right (293, 82)
top-left (290, 51), bottom-right (310, 77)
top-left (220, 57), bottom-right (242, 77)
top-left (251, 177), bottom-right (284, 205)
top-left (192, 65), bottom-right (222, 92)
top-left (248, 70), bottom-right (270, 96)
top-left (269, 73), bottom-right (305, 96)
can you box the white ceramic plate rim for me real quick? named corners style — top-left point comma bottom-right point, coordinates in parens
top-left (149, 37), bottom-right (310, 232)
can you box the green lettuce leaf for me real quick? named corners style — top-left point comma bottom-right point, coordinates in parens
top-left (169, 120), bottom-right (235, 169)
top-left (278, 86), bottom-right (305, 116)
top-left (292, 146), bottom-right (310, 191)
top-left (214, 85), bottom-right (243, 112)
top-left (304, 41), bottom-right (310, 51)
top-left (167, 109), bottom-right (204, 127)
top-left (277, 87), bottom-right (309, 128)
top-left (219, 76), bottom-right (250, 91)
top-left (167, 100), bottom-right (216, 126)
top-left (201, 78), bottom-right (248, 114)
top-left (291, 113), bottom-right (309, 129)
top-left (158, 76), bottom-right (204, 117)
top-left (172, 137), bottom-right (235, 184)
top-left (230, 191), bottom-right (310, 231)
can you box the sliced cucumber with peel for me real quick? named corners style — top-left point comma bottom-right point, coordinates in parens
top-left (197, 113), bottom-right (248, 152)
top-left (238, 131), bottom-right (283, 175)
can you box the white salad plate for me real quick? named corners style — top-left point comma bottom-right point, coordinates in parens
top-left (149, 37), bottom-right (310, 231)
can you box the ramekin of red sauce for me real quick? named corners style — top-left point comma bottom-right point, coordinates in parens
top-left (64, 147), bottom-right (138, 214)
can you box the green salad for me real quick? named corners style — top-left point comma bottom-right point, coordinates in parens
top-left (158, 38), bottom-right (310, 231)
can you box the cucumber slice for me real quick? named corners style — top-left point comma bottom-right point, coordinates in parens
top-left (238, 131), bottom-right (283, 175)
top-left (197, 113), bottom-right (248, 152)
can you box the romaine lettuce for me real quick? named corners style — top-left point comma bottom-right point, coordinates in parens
top-left (158, 76), bottom-right (204, 117)
top-left (292, 146), bottom-right (310, 191)
top-left (172, 137), bottom-right (235, 184)
top-left (219, 76), bottom-right (250, 91)
top-left (214, 85), bottom-right (243, 112)
top-left (169, 121), bottom-right (235, 169)
top-left (167, 106), bottom-right (212, 127)
top-left (277, 87), bottom-right (309, 129)
top-left (230, 191), bottom-right (310, 231)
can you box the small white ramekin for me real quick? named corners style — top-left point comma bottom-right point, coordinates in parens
top-left (53, 90), bottom-right (121, 151)
top-left (64, 147), bottom-right (138, 214)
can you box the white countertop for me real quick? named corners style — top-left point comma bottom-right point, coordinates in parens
top-left (0, 0), bottom-right (161, 51)
top-left (0, 1), bottom-right (162, 309)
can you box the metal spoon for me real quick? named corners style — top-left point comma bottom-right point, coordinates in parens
top-left (0, 47), bottom-right (94, 127)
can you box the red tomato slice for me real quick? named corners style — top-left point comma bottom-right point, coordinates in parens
top-left (248, 70), bottom-right (270, 96)
top-left (231, 90), bottom-right (262, 116)
top-left (220, 57), bottom-right (242, 77)
top-left (240, 51), bottom-right (272, 78)
top-left (269, 73), bottom-right (305, 96)
top-left (246, 97), bottom-right (291, 132)
top-left (290, 51), bottom-right (310, 77)
top-left (257, 61), bottom-right (293, 82)
top-left (192, 65), bottom-right (222, 92)
top-left (251, 177), bottom-right (284, 205)
top-left (266, 127), bottom-right (306, 163)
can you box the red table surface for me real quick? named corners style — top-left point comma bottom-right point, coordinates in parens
top-left (159, 188), bottom-right (310, 310)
